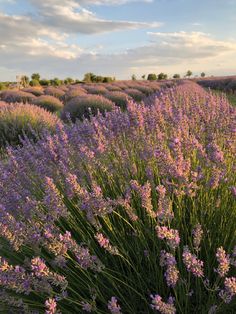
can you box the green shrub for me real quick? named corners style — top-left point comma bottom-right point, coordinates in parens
top-left (61, 95), bottom-right (114, 122)
top-left (32, 95), bottom-right (64, 113)
top-left (29, 79), bottom-right (40, 86)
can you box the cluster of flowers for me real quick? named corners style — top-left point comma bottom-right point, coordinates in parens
top-left (0, 81), bottom-right (235, 312)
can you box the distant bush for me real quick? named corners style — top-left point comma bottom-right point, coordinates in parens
top-left (0, 83), bottom-right (7, 91)
top-left (61, 95), bottom-right (114, 122)
top-left (31, 73), bottom-right (40, 81)
top-left (29, 79), bottom-right (40, 87)
top-left (104, 91), bottom-right (131, 110)
top-left (44, 87), bottom-right (65, 99)
top-left (39, 79), bottom-right (50, 86)
top-left (147, 73), bottom-right (157, 81)
top-left (158, 72), bottom-right (168, 80)
top-left (109, 82), bottom-right (129, 90)
top-left (65, 88), bottom-right (87, 102)
top-left (0, 102), bottom-right (59, 148)
top-left (22, 87), bottom-right (44, 96)
top-left (32, 95), bottom-right (64, 113)
top-left (84, 85), bottom-right (108, 95)
top-left (124, 88), bottom-right (145, 102)
top-left (83, 73), bottom-right (115, 83)
top-left (59, 85), bottom-right (69, 92)
top-left (133, 85), bottom-right (154, 96)
top-left (105, 85), bottom-right (122, 92)
top-left (0, 90), bottom-right (36, 103)
top-left (50, 78), bottom-right (62, 86)
top-left (227, 80), bottom-right (236, 92)
top-left (173, 74), bottom-right (181, 79)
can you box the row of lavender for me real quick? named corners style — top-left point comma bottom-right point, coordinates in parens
top-left (197, 76), bottom-right (236, 94)
top-left (0, 81), bottom-right (235, 313)
top-left (0, 80), bottom-right (170, 149)
top-left (0, 80), bottom-right (168, 113)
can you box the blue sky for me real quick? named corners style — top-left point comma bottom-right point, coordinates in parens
top-left (0, 0), bottom-right (236, 80)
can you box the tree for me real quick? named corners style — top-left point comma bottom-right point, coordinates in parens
top-left (83, 73), bottom-right (96, 83)
top-left (31, 73), bottom-right (40, 81)
top-left (21, 76), bottom-right (29, 87)
top-left (186, 70), bottom-right (192, 78)
top-left (51, 78), bottom-right (62, 86)
top-left (158, 73), bottom-right (168, 80)
top-left (64, 77), bottom-right (74, 85)
top-left (39, 79), bottom-right (50, 86)
top-left (142, 74), bottom-right (146, 80)
top-left (131, 74), bottom-right (137, 81)
top-left (200, 72), bottom-right (206, 78)
top-left (95, 76), bottom-right (104, 83)
top-left (103, 77), bottom-right (114, 83)
top-left (29, 79), bottom-right (40, 86)
top-left (147, 73), bottom-right (157, 81)
top-left (173, 74), bottom-right (180, 79)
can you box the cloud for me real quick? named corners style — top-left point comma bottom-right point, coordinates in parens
top-left (1, 28), bottom-right (236, 80)
top-left (146, 31), bottom-right (236, 58)
top-left (0, 0), bottom-right (160, 77)
top-left (0, 0), bottom-right (236, 81)
top-left (28, 0), bottom-right (160, 34)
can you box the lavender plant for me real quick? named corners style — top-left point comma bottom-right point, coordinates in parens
top-left (0, 81), bottom-right (235, 313)
top-left (33, 95), bottom-right (64, 113)
top-left (0, 90), bottom-right (36, 103)
top-left (61, 95), bottom-right (115, 122)
top-left (0, 102), bottom-right (60, 148)
top-left (104, 91), bottom-right (131, 110)
top-left (124, 88), bottom-right (145, 102)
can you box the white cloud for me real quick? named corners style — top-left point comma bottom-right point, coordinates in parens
top-left (0, 0), bottom-right (236, 81)
top-left (28, 0), bottom-right (160, 34)
top-left (1, 29), bottom-right (236, 80)
top-left (147, 31), bottom-right (236, 58)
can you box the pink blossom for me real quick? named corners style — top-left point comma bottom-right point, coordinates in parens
top-left (156, 226), bottom-right (180, 249)
top-left (45, 298), bottom-right (57, 314)
top-left (215, 247), bottom-right (230, 277)
top-left (182, 246), bottom-right (204, 277)
top-left (108, 297), bottom-right (122, 314)
top-left (150, 294), bottom-right (176, 314)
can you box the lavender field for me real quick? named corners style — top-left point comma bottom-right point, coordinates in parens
top-left (0, 79), bottom-right (235, 313)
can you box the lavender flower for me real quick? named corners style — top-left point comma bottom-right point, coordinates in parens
top-left (182, 246), bottom-right (204, 277)
top-left (45, 298), bottom-right (57, 314)
top-left (192, 223), bottom-right (203, 251)
top-left (219, 277), bottom-right (236, 303)
top-left (215, 247), bottom-right (230, 277)
top-left (95, 233), bottom-right (119, 255)
top-left (156, 185), bottom-right (174, 223)
top-left (81, 302), bottom-right (93, 312)
top-left (107, 297), bottom-right (122, 314)
top-left (156, 226), bottom-right (180, 249)
top-left (160, 251), bottom-right (179, 287)
top-left (150, 294), bottom-right (176, 314)
top-left (31, 257), bottom-right (49, 278)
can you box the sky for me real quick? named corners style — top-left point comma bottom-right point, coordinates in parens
top-left (0, 0), bottom-right (236, 81)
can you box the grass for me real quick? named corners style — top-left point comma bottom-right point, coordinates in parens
top-left (227, 93), bottom-right (236, 106)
